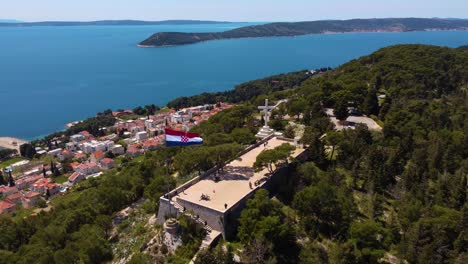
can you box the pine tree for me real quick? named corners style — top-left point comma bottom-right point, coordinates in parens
top-left (363, 86), bottom-right (379, 116)
top-left (8, 171), bottom-right (14, 187)
top-left (334, 99), bottom-right (349, 124)
top-left (0, 170), bottom-right (6, 185)
top-left (50, 161), bottom-right (54, 176)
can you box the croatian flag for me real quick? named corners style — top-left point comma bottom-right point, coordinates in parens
top-left (165, 128), bottom-right (203, 147)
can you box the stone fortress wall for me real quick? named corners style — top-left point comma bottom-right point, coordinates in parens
top-left (156, 134), bottom-right (307, 239)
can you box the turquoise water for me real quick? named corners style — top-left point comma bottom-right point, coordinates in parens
top-left (0, 23), bottom-right (467, 140)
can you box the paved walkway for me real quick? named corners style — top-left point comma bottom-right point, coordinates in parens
top-left (175, 137), bottom-right (303, 212)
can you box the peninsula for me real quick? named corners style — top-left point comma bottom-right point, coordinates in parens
top-left (139, 18), bottom-right (468, 47)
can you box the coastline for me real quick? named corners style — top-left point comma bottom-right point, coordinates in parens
top-left (0, 137), bottom-right (28, 152)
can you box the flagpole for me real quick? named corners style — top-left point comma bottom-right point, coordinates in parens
top-left (165, 143), bottom-right (173, 219)
top-left (164, 128), bottom-right (204, 219)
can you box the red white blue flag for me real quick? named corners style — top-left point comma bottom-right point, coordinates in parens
top-left (165, 128), bottom-right (203, 147)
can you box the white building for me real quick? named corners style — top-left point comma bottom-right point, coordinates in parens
top-left (145, 119), bottom-right (156, 129)
top-left (47, 148), bottom-right (62, 157)
top-left (135, 131), bottom-right (148, 141)
top-left (70, 134), bottom-right (85, 143)
top-left (171, 113), bottom-right (184, 123)
top-left (81, 140), bottom-right (114, 154)
top-left (123, 138), bottom-right (135, 145)
top-left (75, 162), bottom-right (100, 176)
top-left (66, 142), bottom-right (77, 151)
top-left (111, 145), bottom-right (125, 155)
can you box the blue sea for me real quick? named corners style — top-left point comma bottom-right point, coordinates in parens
top-left (1, 23), bottom-right (467, 140)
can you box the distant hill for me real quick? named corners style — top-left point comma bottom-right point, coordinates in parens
top-left (139, 18), bottom-right (468, 47)
top-left (0, 19), bottom-right (22, 23)
top-left (0, 20), bottom-right (231, 27)
top-left (459, 45), bottom-right (468, 50)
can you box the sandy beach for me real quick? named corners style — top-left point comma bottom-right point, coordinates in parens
top-left (0, 137), bottom-right (28, 152)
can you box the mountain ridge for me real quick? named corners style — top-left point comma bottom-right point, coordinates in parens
top-left (0, 20), bottom-right (233, 27)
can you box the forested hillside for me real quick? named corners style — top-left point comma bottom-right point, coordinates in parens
top-left (219, 44), bottom-right (467, 263)
top-left (196, 44), bottom-right (467, 263)
top-left (167, 69), bottom-right (321, 109)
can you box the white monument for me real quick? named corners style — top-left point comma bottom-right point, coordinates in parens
top-left (256, 99), bottom-right (276, 139)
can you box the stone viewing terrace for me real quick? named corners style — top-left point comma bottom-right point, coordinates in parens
top-left (174, 136), bottom-right (304, 212)
top-left (157, 135), bottom-right (306, 239)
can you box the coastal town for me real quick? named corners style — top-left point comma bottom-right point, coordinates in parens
top-left (0, 102), bottom-right (233, 215)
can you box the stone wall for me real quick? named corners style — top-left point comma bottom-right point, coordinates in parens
top-left (176, 198), bottom-right (225, 232)
top-left (156, 197), bottom-right (180, 225)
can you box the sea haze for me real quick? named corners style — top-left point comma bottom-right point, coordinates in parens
top-left (0, 23), bottom-right (467, 140)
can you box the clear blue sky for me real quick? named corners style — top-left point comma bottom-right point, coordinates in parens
top-left (2, 0), bottom-right (467, 22)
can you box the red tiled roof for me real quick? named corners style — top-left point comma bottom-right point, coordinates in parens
top-left (143, 139), bottom-right (159, 147)
top-left (0, 186), bottom-right (18, 194)
top-left (70, 162), bottom-right (80, 170)
top-left (69, 172), bottom-right (82, 182)
top-left (33, 178), bottom-right (52, 187)
top-left (74, 153), bottom-right (87, 159)
top-left (0, 200), bottom-right (15, 210)
top-left (80, 131), bottom-right (91, 137)
top-left (92, 150), bottom-right (104, 159)
top-left (127, 147), bottom-right (140, 153)
top-left (25, 191), bottom-right (41, 198)
top-left (15, 175), bottom-right (42, 185)
top-left (77, 163), bottom-right (88, 170)
top-left (6, 192), bottom-right (23, 200)
top-left (46, 183), bottom-right (59, 190)
top-left (100, 158), bottom-right (114, 164)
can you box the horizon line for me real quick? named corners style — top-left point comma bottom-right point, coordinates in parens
top-left (3, 16), bottom-right (468, 24)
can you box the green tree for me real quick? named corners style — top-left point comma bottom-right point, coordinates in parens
top-left (128, 253), bottom-right (152, 264)
top-left (231, 128), bottom-right (256, 145)
top-left (299, 241), bottom-right (328, 264)
top-left (349, 220), bottom-right (389, 263)
top-left (195, 246), bottom-right (234, 264)
top-left (293, 178), bottom-right (356, 238)
top-left (287, 98), bottom-right (308, 120)
top-left (283, 125), bottom-right (295, 139)
top-left (254, 144), bottom-right (295, 173)
top-left (363, 86), bottom-right (379, 116)
top-left (19, 143), bottom-right (36, 159)
top-left (334, 99), bottom-right (348, 123)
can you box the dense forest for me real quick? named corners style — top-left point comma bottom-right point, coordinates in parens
top-left (195, 44), bottom-right (468, 263)
top-left (167, 69), bottom-right (323, 109)
top-left (1, 44), bottom-right (467, 263)
top-left (139, 18), bottom-right (468, 46)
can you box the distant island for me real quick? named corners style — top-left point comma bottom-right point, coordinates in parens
top-left (139, 18), bottom-right (468, 47)
top-left (0, 20), bottom-right (232, 27)
top-left (0, 19), bottom-right (22, 23)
